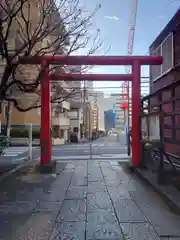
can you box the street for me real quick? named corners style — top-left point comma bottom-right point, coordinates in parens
top-left (0, 135), bottom-right (129, 174)
top-left (0, 135), bottom-right (128, 166)
top-left (33, 135), bottom-right (129, 161)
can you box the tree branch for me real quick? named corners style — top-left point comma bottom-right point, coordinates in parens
top-left (5, 88), bottom-right (81, 112)
top-left (0, 0), bottom-right (104, 112)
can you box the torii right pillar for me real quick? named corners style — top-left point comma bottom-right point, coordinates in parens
top-left (131, 60), bottom-right (141, 166)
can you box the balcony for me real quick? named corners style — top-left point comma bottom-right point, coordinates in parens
top-left (70, 98), bottom-right (82, 108)
top-left (67, 110), bottom-right (78, 119)
top-left (52, 100), bottom-right (70, 111)
top-left (51, 80), bottom-right (71, 96)
top-left (60, 101), bottom-right (70, 110)
top-left (52, 113), bottom-right (70, 127)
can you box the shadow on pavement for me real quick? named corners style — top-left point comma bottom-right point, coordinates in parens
top-left (0, 163), bottom-right (19, 175)
top-left (0, 162), bottom-right (68, 239)
top-left (0, 159), bottom-right (180, 239)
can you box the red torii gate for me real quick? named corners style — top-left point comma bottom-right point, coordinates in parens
top-left (19, 55), bottom-right (162, 172)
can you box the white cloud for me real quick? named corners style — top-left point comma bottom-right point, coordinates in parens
top-left (104, 15), bottom-right (119, 21)
top-left (158, 15), bottom-right (165, 19)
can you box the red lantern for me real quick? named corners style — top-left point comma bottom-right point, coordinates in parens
top-left (120, 82), bottom-right (129, 109)
top-left (120, 102), bottom-right (128, 109)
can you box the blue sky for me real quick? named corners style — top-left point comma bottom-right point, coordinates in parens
top-left (79, 0), bottom-right (180, 94)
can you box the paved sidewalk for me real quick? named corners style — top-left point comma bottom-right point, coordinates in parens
top-left (1, 160), bottom-right (180, 239)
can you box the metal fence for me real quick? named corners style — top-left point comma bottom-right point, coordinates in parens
top-left (140, 80), bottom-right (180, 184)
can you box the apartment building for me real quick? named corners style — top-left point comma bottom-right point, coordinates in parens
top-left (149, 8), bottom-right (180, 92)
top-left (0, 0), bottom-right (83, 144)
top-left (87, 90), bottom-right (105, 133)
top-left (65, 66), bottom-right (84, 139)
top-left (0, 0), bottom-right (45, 126)
top-left (95, 91), bottom-right (105, 132)
top-left (149, 8), bottom-right (180, 155)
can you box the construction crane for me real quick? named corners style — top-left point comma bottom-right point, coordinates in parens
top-left (120, 0), bottom-right (139, 148)
top-left (126, 0), bottom-right (139, 68)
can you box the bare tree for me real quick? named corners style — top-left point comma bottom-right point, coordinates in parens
top-left (0, 0), bottom-right (104, 113)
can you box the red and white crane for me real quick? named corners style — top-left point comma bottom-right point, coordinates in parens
top-left (120, 0), bottom-right (139, 123)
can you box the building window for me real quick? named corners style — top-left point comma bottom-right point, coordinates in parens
top-left (174, 24), bottom-right (180, 66)
top-left (52, 125), bottom-right (58, 138)
top-left (150, 33), bottom-right (173, 82)
top-left (60, 129), bottom-right (64, 138)
top-left (73, 127), bottom-right (78, 132)
top-left (162, 33), bottom-right (173, 72)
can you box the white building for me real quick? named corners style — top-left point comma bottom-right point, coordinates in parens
top-left (60, 65), bottom-right (83, 141)
top-left (110, 94), bottom-right (124, 131)
top-left (89, 91), bottom-right (105, 132)
top-left (67, 81), bottom-right (83, 140)
top-left (97, 92), bottom-right (105, 132)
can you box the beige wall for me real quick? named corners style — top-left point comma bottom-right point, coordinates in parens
top-left (10, 107), bottom-right (40, 125)
top-left (0, 1), bottom-right (64, 127)
top-left (0, 103), bottom-right (40, 125)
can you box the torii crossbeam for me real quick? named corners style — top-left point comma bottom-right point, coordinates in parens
top-left (19, 55), bottom-right (163, 171)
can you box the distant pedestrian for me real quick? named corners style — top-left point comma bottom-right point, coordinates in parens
top-left (81, 136), bottom-right (87, 143)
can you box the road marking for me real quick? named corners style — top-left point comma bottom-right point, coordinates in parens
top-left (2, 147), bottom-right (29, 157)
top-left (52, 156), bottom-right (90, 160)
top-left (52, 146), bottom-right (127, 150)
top-left (49, 154), bottom-right (131, 160)
top-left (55, 159), bottom-right (129, 163)
top-left (83, 150), bottom-right (90, 153)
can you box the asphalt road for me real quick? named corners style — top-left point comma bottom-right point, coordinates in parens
top-left (0, 135), bottom-right (129, 166)
top-left (32, 135), bottom-right (129, 161)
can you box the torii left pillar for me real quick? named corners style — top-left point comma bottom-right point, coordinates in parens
top-left (39, 61), bottom-right (54, 173)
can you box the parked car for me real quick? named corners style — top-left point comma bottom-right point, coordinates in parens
top-left (70, 132), bottom-right (78, 143)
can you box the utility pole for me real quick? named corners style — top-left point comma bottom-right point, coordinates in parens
top-left (95, 93), bottom-right (99, 139)
top-left (96, 106), bottom-right (99, 139)
top-left (124, 0), bottom-right (139, 154)
top-left (88, 104), bottom-right (91, 140)
top-left (83, 80), bottom-right (86, 138)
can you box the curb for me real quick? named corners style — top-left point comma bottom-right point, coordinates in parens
top-left (134, 168), bottom-right (180, 215)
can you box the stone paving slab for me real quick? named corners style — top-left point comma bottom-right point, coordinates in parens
top-left (114, 199), bottom-right (147, 223)
top-left (51, 221), bottom-right (86, 240)
top-left (65, 186), bottom-right (87, 199)
top-left (87, 190), bottom-right (113, 212)
top-left (86, 221), bottom-right (123, 240)
top-left (57, 199), bottom-right (86, 222)
top-left (121, 223), bottom-right (160, 240)
top-left (1, 160), bottom-right (180, 239)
